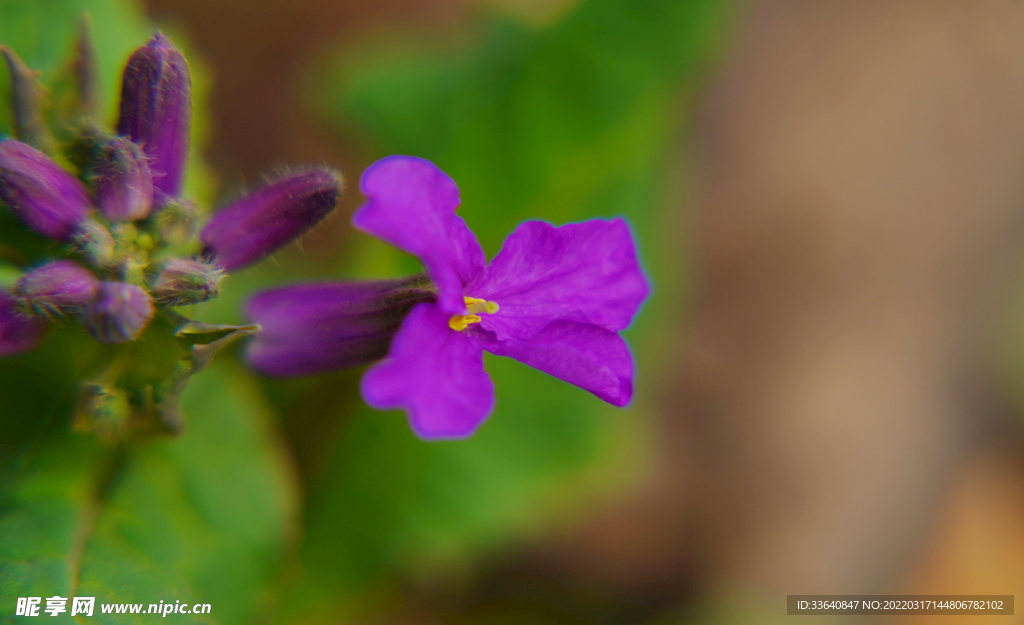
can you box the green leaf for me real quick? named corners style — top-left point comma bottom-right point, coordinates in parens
top-left (282, 358), bottom-right (637, 623)
top-left (0, 363), bottom-right (296, 625)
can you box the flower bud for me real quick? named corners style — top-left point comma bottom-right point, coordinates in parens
top-left (93, 137), bottom-right (154, 222)
top-left (152, 198), bottom-right (200, 247)
top-left (0, 289), bottom-right (46, 357)
top-left (246, 276), bottom-right (435, 377)
top-left (0, 139), bottom-right (91, 241)
top-left (151, 258), bottom-right (223, 306)
top-left (14, 260), bottom-right (99, 318)
top-left (72, 220), bottom-right (116, 267)
top-left (82, 282), bottom-right (155, 343)
top-left (201, 169), bottom-right (342, 271)
top-left (117, 33), bottom-right (191, 202)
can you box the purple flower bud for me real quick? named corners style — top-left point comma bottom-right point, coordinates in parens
top-left (0, 139), bottom-right (91, 241)
top-left (201, 169), bottom-right (342, 271)
top-left (246, 276), bottom-right (435, 377)
top-left (151, 258), bottom-right (224, 306)
top-left (82, 282), bottom-right (155, 343)
top-left (93, 137), bottom-right (154, 222)
top-left (72, 220), bottom-right (116, 268)
top-left (14, 260), bottom-right (99, 318)
top-left (0, 289), bottom-right (46, 357)
top-left (117, 33), bottom-right (191, 202)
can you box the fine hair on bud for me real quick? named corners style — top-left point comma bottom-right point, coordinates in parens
top-left (15, 260), bottom-right (100, 319)
top-left (200, 167), bottom-right (343, 271)
top-left (151, 257), bottom-right (224, 306)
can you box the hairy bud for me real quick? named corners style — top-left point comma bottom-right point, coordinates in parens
top-left (151, 258), bottom-right (223, 306)
top-left (201, 169), bottom-right (342, 271)
top-left (15, 260), bottom-right (99, 318)
top-left (94, 137), bottom-right (154, 222)
top-left (0, 139), bottom-right (91, 241)
top-left (82, 282), bottom-right (155, 343)
top-left (117, 33), bottom-right (191, 202)
top-left (73, 220), bottom-right (116, 267)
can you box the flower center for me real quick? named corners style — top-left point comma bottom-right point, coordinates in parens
top-left (449, 296), bottom-right (499, 331)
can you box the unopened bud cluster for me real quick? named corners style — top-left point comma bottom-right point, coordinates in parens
top-left (0, 29), bottom-right (342, 437)
top-left (0, 127), bottom-right (214, 345)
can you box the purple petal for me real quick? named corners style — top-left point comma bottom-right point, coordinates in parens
top-left (354, 156), bottom-right (485, 314)
top-left (246, 277), bottom-right (435, 377)
top-left (0, 289), bottom-right (46, 357)
top-left (117, 33), bottom-right (191, 202)
top-left (201, 169), bottom-right (342, 271)
top-left (0, 139), bottom-right (91, 241)
top-left (482, 320), bottom-right (634, 406)
top-left (361, 302), bottom-right (494, 439)
top-left (472, 219), bottom-right (649, 340)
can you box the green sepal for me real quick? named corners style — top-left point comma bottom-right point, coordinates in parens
top-left (0, 45), bottom-right (58, 153)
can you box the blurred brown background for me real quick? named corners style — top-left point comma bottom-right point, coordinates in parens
top-left (142, 0), bottom-right (1024, 622)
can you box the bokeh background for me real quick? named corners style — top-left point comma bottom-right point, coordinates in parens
top-left (2, 0), bottom-right (1024, 623)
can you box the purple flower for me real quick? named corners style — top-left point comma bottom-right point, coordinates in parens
top-left (82, 282), bottom-right (155, 344)
top-left (117, 33), bottom-right (191, 203)
top-left (0, 139), bottom-right (91, 240)
top-left (93, 136), bottom-right (154, 222)
top-left (247, 276), bottom-right (436, 377)
top-left (200, 169), bottom-right (342, 271)
top-left (0, 289), bottom-right (47, 357)
top-left (247, 156), bottom-right (649, 439)
top-left (14, 260), bottom-right (99, 318)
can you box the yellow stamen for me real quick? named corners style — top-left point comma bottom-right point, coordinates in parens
top-left (448, 314), bottom-right (481, 331)
top-left (449, 296), bottom-right (500, 331)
